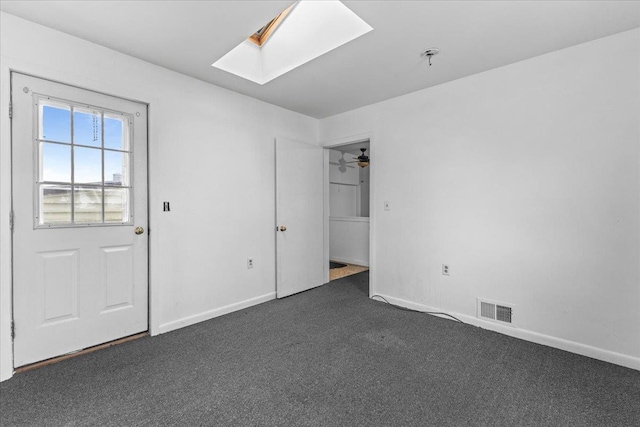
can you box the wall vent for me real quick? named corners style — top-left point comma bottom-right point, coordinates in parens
top-left (477, 298), bottom-right (515, 326)
top-left (480, 301), bottom-right (495, 319)
top-left (496, 305), bottom-right (512, 323)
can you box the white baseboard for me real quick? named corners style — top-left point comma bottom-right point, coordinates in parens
top-left (330, 256), bottom-right (369, 267)
top-left (371, 293), bottom-right (640, 371)
top-left (158, 292), bottom-right (276, 335)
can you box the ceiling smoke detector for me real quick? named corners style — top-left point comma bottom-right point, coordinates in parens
top-left (420, 48), bottom-right (440, 66)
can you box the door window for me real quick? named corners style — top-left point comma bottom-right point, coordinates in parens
top-left (35, 96), bottom-right (133, 227)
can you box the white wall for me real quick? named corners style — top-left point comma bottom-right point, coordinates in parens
top-left (330, 217), bottom-right (370, 266)
top-left (330, 183), bottom-right (357, 217)
top-left (0, 12), bottom-right (318, 381)
top-left (320, 29), bottom-right (640, 369)
top-left (328, 148), bottom-right (370, 217)
top-left (329, 149), bottom-right (359, 185)
top-left (329, 148), bottom-right (358, 217)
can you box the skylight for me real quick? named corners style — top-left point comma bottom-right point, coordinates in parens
top-left (212, 0), bottom-right (373, 85)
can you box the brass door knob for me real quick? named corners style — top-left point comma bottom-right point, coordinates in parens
top-left (134, 226), bottom-right (144, 235)
top-left (279, 226), bottom-right (287, 232)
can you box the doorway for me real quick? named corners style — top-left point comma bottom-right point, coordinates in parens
top-left (11, 73), bottom-right (149, 367)
top-left (325, 140), bottom-right (371, 283)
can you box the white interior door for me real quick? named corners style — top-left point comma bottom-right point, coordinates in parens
top-left (275, 138), bottom-right (325, 298)
top-left (11, 73), bottom-right (148, 367)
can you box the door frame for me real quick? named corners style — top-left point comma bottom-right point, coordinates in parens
top-left (2, 69), bottom-right (152, 379)
top-left (321, 132), bottom-right (376, 297)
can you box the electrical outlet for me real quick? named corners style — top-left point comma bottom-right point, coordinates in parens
top-left (442, 264), bottom-right (450, 276)
top-left (247, 258), bottom-right (254, 269)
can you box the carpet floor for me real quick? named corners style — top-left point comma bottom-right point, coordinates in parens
top-left (1, 271), bottom-right (639, 426)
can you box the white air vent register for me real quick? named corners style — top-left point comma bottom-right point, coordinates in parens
top-left (477, 298), bottom-right (515, 326)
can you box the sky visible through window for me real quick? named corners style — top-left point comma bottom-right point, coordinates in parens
top-left (42, 105), bottom-right (127, 184)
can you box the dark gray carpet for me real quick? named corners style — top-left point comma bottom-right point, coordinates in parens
top-left (2, 271), bottom-right (639, 426)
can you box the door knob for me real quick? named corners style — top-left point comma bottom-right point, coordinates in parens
top-left (279, 226), bottom-right (287, 232)
top-left (134, 226), bottom-right (144, 235)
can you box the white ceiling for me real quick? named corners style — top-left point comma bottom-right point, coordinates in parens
top-left (1, 1), bottom-right (638, 119)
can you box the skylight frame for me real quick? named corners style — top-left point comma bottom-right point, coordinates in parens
top-left (247, 3), bottom-right (295, 47)
top-left (212, 0), bottom-right (373, 85)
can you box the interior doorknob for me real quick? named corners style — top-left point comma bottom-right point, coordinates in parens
top-left (279, 226), bottom-right (287, 232)
top-left (134, 226), bottom-right (144, 235)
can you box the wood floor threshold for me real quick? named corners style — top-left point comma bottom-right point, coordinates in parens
top-left (15, 332), bottom-right (149, 374)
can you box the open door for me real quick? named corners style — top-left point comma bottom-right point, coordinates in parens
top-left (275, 138), bottom-right (324, 298)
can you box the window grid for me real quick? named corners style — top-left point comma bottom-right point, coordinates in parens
top-left (70, 104), bottom-right (75, 223)
top-left (35, 96), bottom-right (133, 227)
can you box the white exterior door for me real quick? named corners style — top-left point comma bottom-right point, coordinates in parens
top-left (275, 138), bottom-right (325, 298)
top-left (11, 73), bottom-right (148, 367)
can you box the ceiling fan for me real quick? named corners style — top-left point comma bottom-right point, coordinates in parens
top-left (345, 148), bottom-right (370, 168)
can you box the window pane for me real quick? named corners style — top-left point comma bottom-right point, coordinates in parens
top-left (40, 103), bottom-right (71, 143)
top-left (74, 186), bottom-right (103, 223)
top-left (104, 115), bottom-right (128, 151)
top-left (104, 187), bottom-right (129, 223)
top-left (73, 109), bottom-right (102, 147)
top-left (41, 142), bottom-right (71, 183)
top-left (104, 151), bottom-right (129, 186)
top-left (39, 184), bottom-right (72, 224)
top-left (74, 146), bottom-right (102, 184)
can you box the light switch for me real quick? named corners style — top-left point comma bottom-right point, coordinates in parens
top-left (384, 201), bottom-right (390, 211)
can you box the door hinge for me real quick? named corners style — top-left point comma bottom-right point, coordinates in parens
top-left (11, 321), bottom-right (15, 339)
top-left (9, 211), bottom-right (14, 231)
top-left (8, 101), bottom-right (12, 119)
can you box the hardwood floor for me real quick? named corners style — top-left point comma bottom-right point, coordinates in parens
top-left (329, 262), bottom-right (368, 281)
